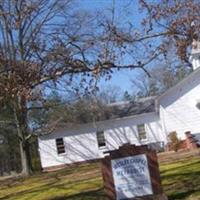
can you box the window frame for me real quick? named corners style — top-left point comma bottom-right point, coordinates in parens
top-left (196, 102), bottom-right (200, 110)
top-left (137, 124), bottom-right (147, 141)
top-left (55, 138), bottom-right (66, 155)
top-left (96, 131), bottom-right (106, 148)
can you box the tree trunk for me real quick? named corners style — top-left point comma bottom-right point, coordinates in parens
top-left (13, 97), bottom-right (33, 176)
top-left (19, 140), bottom-right (32, 176)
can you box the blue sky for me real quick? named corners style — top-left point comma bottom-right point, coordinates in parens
top-left (78, 0), bottom-right (145, 93)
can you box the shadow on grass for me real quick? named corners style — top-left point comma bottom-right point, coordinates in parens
top-left (48, 188), bottom-right (108, 200)
top-left (168, 189), bottom-right (197, 200)
top-left (0, 176), bottom-right (101, 200)
top-left (162, 171), bottom-right (200, 198)
top-left (162, 171), bottom-right (200, 182)
top-left (161, 159), bottom-right (200, 175)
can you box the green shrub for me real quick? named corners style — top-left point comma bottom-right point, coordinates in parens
top-left (169, 131), bottom-right (180, 152)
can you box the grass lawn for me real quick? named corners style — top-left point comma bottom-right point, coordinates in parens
top-left (1, 151), bottom-right (200, 200)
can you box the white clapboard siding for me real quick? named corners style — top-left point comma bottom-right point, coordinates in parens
top-left (159, 69), bottom-right (200, 140)
top-left (38, 112), bottom-right (164, 168)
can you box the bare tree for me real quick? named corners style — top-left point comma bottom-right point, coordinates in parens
top-left (0, 0), bottom-right (157, 176)
top-left (139, 0), bottom-right (200, 64)
top-left (0, 0), bottom-right (93, 175)
top-left (131, 64), bottom-right (191, 98)
top-left (0, 0), bottom-right (199, 176)
top-left (101, 0), bottom-right (200, 68)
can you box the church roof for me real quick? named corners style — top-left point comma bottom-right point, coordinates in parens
top-left (47, 96), bottom-right (157, 132)
top-left (107, 96), bottom-right (156, 119)
top-left (157, 66), bottom-right (200, 103)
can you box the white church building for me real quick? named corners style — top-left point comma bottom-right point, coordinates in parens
top-left (38, 40), bottom-right (200, 171)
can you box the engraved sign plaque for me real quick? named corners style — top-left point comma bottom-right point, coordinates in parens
top-left (101, 144), bottom-right (167, 200)
top-left (111, 154), bottom-right (153, 199)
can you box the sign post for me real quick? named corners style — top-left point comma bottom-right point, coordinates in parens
top-left (101, 144), bottom-right (167, 200)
